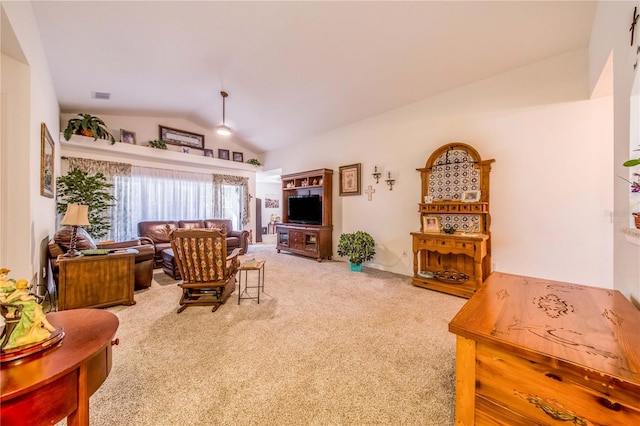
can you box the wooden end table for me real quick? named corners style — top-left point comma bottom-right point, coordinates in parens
top-left (57, 249), bottom-right (137, 310)
top-left (238, 259), bottom-right (266, 304)
top-left (1, 309), bottom-right (119, 426)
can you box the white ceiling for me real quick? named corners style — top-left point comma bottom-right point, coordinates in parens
top-left (31, 1), bottom-right (597, 154)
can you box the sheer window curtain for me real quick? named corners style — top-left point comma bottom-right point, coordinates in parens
top-left (126, 166), bottom-right (215, 240)
top-left (62, 159), bottom-right (248, 241)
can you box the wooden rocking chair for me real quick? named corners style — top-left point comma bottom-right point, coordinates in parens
top-left (170, 228), bottom-right (240, 313)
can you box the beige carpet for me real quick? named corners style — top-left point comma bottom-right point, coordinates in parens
top-left (81, 243), bottom-right (466, 425)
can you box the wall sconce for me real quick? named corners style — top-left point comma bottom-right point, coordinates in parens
top-left (385, 171), bottom-right (395, 190)
top-left (372, 164), bottom-right (381, 184)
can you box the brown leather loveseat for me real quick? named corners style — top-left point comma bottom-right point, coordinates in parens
top-left (48, 227), bottom-right (155, 290)
top-left (138, 219), bottom-right (249, 268)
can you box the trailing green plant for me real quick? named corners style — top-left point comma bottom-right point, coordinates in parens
top-left (246, 158), bottom-right (261, 166)
top-left (147, 139), bottom-right (167, 149)
top-left (56, 169), bottom-right (115, 239)
top-left (63, 113), bottom-right (115, 144)
top-left (337, 230), bottom-right (376, 266)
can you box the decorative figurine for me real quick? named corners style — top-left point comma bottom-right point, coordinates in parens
top-left (0, 268), bottom-right (55, 351)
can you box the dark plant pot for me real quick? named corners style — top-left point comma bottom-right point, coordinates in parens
top-left (349, 262), bottom-right (362, 272)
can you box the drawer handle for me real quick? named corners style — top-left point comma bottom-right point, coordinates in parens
top-left (440, 241), bottom-right (446, 245)
top-left (545, 373), bottom-right (562, 381)
top-left (527, 395), bottom-right (587, 425)
top-left (597, 397), bottom-right (621, 411)
top-left (111, 338), bottom-right (120, 346)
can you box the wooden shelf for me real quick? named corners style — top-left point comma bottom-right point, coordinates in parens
top-left (420, 202), bottom-right (489, 214)
top-left (60, 134), bottom-right (260, 172)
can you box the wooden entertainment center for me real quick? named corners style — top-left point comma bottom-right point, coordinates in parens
top-left (276, 168), bottom-right (333, 261)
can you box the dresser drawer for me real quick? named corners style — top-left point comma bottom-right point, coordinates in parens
top-left (455, 241), bottom-right (474, 251)
top-left (432, 239), bottom-right (454, 248)
top-left (475, 343), bottom-right (640, 425)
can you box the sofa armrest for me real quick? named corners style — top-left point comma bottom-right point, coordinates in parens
top-left (232, 229), bottom-right (250, 255)
top-left (97, 239), bottom-right (144, 249)
top-left (138, 236), bottom-right (155, 246)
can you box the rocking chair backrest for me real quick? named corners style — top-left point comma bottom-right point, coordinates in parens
top-left (170, 228), bottom-right (228, 283)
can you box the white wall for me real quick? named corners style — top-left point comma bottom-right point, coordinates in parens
top-left (589, 0), bottom-right (640, 303)
top-left (265, 49), bottom-right (614, 288)
top-left (256, 181), bottom-right (283, 231)
top-left (1, 2), bottom-right (60, 284)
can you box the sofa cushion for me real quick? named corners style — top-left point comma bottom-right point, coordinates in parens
top-left (54, 227), bottom-right (97, 251)
top-left (137, 221), bottom-right (178, 244)
top-left (204, 219), bottom-right (230, 234)
top-left (178, 220), bottom-right (205, 229)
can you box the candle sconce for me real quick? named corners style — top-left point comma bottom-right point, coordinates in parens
top-left (385, 172), bottom-right (395, 190)
top-left (372, 165), bottom-right (382, 184)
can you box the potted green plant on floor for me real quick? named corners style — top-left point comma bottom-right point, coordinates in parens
top-left (63, 113), bottom-right (116, 144)
top-left (337, 230), bottom-right (376, 272)
top-left (56, 169), bottom-right (115, 239)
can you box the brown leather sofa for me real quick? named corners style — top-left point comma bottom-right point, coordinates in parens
top-left (137, 219), bottom-right (249, 268)
top-left (48, 227), bottom-right (155, 290)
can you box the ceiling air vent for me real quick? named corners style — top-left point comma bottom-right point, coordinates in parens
top-left (92, 91), bottom-right (111, 100)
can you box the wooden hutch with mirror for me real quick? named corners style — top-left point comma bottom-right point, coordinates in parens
top-left (411, 142), bottom-right (495, 298)
top-left (276, 168), bottom-right (333, 261)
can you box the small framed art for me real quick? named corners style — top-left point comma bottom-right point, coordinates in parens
top-left (339, 163), bottom-right (361, 196)
top-left (461, 190), bottom-right (481, 202)
top-left (120, 129), bottom-right (136, 144)
top-left (218, 149), bottom-right (230, 160)
top-left (40, 123), bottom-right (54, 198)
top-left (203, 149), bottom-right (214, 158)
top-left (233, 152), bottom-right (244, 162)
top-left (422, 216), bottom-right (440, 233)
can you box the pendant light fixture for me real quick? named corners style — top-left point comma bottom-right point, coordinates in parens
top-left (216, 91), bottom-right (231, 136)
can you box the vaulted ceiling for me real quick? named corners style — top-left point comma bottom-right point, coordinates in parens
top-left (32, 1), bottom-right (597, 154)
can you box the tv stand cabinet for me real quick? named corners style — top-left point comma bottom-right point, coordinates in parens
top-left (277, 169), bottom-right (333, 262)
top-left (276, 224), bottom-right (333, 261)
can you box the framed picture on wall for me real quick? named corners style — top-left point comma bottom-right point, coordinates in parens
top-left (203, 149), bottom-right (214, 158)
top-left (233, 152), bottom-right (244, 162)
top-left (339, 163), bottom-right (361, 196)
top-left (40, 122), bottom-right (54, 198)
top-left (159, 125), bottom-right (205, 149)
top-left (218, 149), bottom-right (230, 160)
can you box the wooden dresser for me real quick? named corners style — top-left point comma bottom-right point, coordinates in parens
top-left (449, 273), bottom-right (640, 425)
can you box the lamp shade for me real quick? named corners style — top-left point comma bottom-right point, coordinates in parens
top-left (60, 204), bottom-right (90, 226)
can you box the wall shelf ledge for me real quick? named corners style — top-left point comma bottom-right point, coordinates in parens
top-left (622, 227), bottom-right (640, 246)
top-left (59, 134), bottom-right (261, 173)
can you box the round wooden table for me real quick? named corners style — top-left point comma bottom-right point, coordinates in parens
top-left (1, 309), bottom-right (119, 426)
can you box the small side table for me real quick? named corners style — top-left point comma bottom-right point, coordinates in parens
top-left (238, 259), bottom-right (266, 304)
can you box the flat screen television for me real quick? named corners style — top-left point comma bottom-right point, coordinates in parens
top-left (287, 195), bottom-right (322, 225)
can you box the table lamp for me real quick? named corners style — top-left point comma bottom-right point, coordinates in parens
top-left (60, 204), bottom-right (90, 257)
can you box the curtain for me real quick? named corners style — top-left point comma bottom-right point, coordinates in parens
top-left (126, 166), bottom-right (215, 239)
top-left (213, 174), bottom-right (250, 227)
top-left (63, 157), bottom-right (131, 241)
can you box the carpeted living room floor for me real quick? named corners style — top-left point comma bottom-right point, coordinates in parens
top-left (67, 239), bottom-right (466, 425)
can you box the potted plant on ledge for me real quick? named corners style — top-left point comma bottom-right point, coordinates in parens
top-left (337, 230), bottom-right (376, 272)
top-left (63, 113), bottom-right (116, 144)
